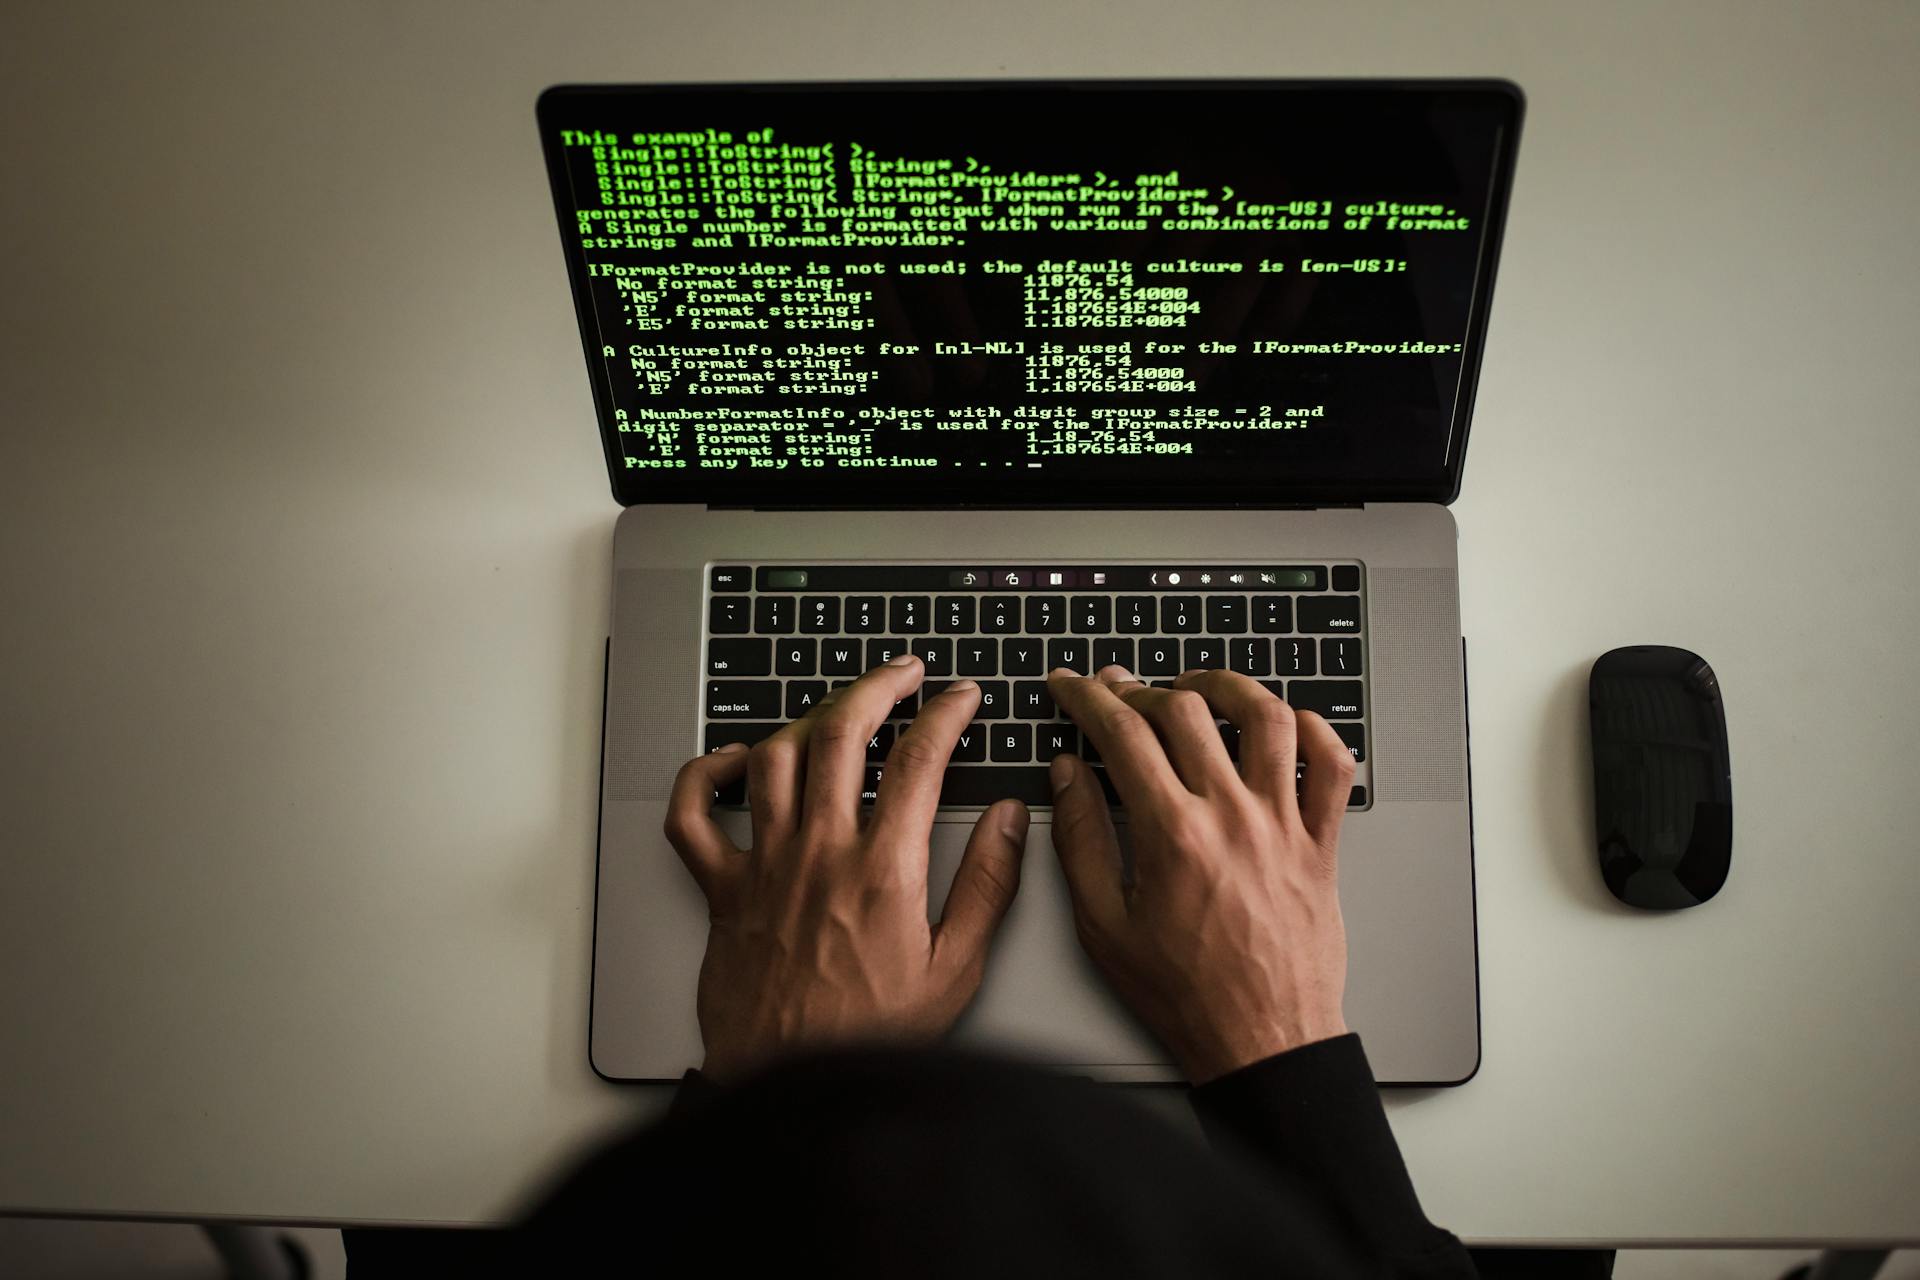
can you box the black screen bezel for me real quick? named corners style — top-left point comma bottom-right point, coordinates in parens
top-left (536, 78), bottom-right (1524, 509)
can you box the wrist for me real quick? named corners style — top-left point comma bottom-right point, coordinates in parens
top-left (1178, 1013), bottom-right (1349, 1085)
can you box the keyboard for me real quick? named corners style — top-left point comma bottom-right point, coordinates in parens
top-left (702, 563), bottom-right (1371, 811)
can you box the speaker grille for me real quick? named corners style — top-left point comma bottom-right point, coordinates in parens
top-left (1368, 567), bottom-right (1467, 802)
top-left (606, 568), bottom-right (701, 802)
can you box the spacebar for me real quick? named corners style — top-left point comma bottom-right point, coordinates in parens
top-left (940, 767), bottom-right (1054, 808)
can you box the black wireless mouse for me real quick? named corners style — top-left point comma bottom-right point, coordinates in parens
top-left (1588, 646), bottom-right (1733, 909)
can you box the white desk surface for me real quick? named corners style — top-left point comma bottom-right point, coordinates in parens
top-left (3, 0), bottom-right (1917, 1245)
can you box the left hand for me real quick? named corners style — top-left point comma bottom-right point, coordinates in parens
top-left (664, 655), bottom-right (1031, 1084)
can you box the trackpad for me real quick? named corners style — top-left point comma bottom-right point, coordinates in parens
top-left (928, 816), bottom-right (1161, 1070)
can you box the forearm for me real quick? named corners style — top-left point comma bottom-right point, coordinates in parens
top-left (1189, 1034), bottom-right (1475, 1278)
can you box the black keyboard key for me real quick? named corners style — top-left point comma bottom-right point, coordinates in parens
top-left (1162, 596), bottom-right (1202, 633)
top-left (707, 638), bottom-right (772, 676)
top-left (1037, 724), bottom-right (1078, 760)
top-left (1297, 596), bottom-right (1363, 633)
top-left (956, 639), bottom-right (997, 676)
top-left (1002, 638), bottom-right (1044, 676)
top-left (785, 681), bottom-right (829, 719)
top-left (981, 595), bottom-right (1021, 633)
top-left (1025, 595), bottom-right (1067, 634)
top-left (975, 680), bottom-right (1010, 719)
top-left (707, 680), bottom-right (779, 719)
top-left (799, 596), bottom-right (840, 633)
top-left (1349, 785), bottom-right (1368, 808)
top-left (775, 638), bottom-right (817, 675)
top-left (1320, 637), bottom-right (1362, 677)
top-left (867, 638), bottom-right (908, 667)
top-left (1218, 721), bottom-right (1240, 761)
top-left (1013, 681), bottom-right (1056, 719)
top-left (1116, 596), bottom-right (1156, 632)
top-left (1092, 638), bottom-right (1134, 673)
top-left (936, 596), bottom-right (976, 634)
top-left (709, 565), bottom-right (752, 592)
top-left (708, 597), bottom-right (750, 634)
top-left (1288, 680), bottom-right (1364, 719)
top-left (821, 640), bottom-right (861, 677)
top-left (1228, 638), bottom-right (1271, 676)
top-left (1331, 564), bottom-right (1361, 592)
top-left (1183, 638), bottom-right (1226, 670)
top-left (939, 767), bottom-right (1054, 808)
top-left (703, 722), bottom-right (780, 752)
top-left (1260, 680), bottom-right (1286, 701)
top-left (991, 723), bottom-right (1034, 762)
top-left (1252, 596), bottom-right (1293, 634)
top-left (866, 724), bottom-right (894, 761)
top-left (1138, 638), bottom-right (1180, 676)
top-left (846, 596), bottom-right (885, 633)
top-left (952, 723), bottom-right (988, 763)
top-left (890, 596), bottom-right (931, 634)
top-left (1333, 722), bottom-right (1366, 762)
top-left (1088, 764), bottom-right (1121, 806)
top-left (1070, 596), bottom-right (1112, 634)
top-left (1206, 596), bottom-right (1248, 633)
top-left (705, 722), bottom-right (764, 805)
top-left (1046, 637), bottom-right (1090, 674)
top-left (911, 637), bottom-right (954, 676)
top-left (1274, 639), bottom-right (1316, 677)
top-left (861, 766), bottom-right (884, 805)
top-left (887, 689), bottom-right (919, 720)
top-left (753, 596), bottom-right (794, 634)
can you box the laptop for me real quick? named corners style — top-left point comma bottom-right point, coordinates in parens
top-left (537, 79), bottom-right (1522, 1085)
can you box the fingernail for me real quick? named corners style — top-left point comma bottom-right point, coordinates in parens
top-left (1098, 664), bottom-right (1134, 683)
top-left (888, 652), bottom-right (919, 667)
top-left (1049, 754), bottom-right (1074, 793)
top-left (1001, 801), bottom-right (1031, 844)
top-left (1047, 666), bottom-right (1074, 679)
top-left (946, 679), bottom-right (979, 695)
top-left (715, 741), bottom-right (749, 754)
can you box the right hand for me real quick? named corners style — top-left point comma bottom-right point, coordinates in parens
top-left (1045, 665), bottom-right (1357, 1084)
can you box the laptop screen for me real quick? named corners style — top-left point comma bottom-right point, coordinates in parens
top-left (537, 81), bottom-right (1521, 508)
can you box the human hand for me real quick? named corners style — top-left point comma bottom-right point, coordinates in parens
top-left (664, 656), bottom-right (1030, 1083)
top-left (1045, 665), bottom-right (1356, 1084)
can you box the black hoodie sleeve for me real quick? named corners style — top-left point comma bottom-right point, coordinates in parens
top-left (1189, 1034), bottom-right (1477, 1278)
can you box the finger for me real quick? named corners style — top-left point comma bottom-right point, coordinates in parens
top-left (1104, 673), bottom-right (1238, 795)
top-left (871, 678), bottom-right (981, 845)
top-left (663, 743), bottom-right (749, 896)
top-left (1045, 753), bottom-right (1126, 942)
top-left (1046, 668), bottom-right (1187, 810)
top-left (1293, 710), bottom-right (1359, 860)
top-left (746, 714), bottom-right (817, 850)
top-left (1173, 668), bottom-right (1299, 804)
top-left (932, 798), bottom-right (1030, 992)
top-left (801, 653), bottom-right (925, 836)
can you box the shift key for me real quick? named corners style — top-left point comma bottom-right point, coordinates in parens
top-left (707, 680), bottom-right (780, 719)
top-left (1287, 679), bottom-right (1365, 719)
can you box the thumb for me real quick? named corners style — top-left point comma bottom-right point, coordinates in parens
top-left (1048, 754), bottom-right (1126, 938)
top-left (932, 798), bottom-right (1029, 989)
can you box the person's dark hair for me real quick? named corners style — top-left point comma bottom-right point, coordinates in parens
top-left (519, 1046), bottom-right (1362, 1277)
